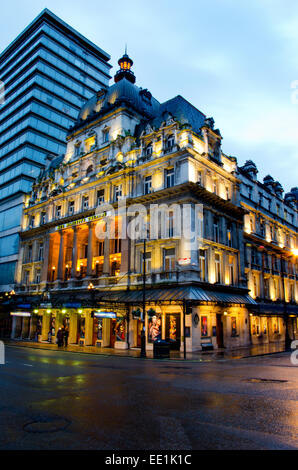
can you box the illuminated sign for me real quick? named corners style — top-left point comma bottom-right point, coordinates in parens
top-left (10, 312), bottom-right (31, 317)
top-left (93, 311), bottom-right (117, 319)
top-left (56, 213), bottom-right (106, 231)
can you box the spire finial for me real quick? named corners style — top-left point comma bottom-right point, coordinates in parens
top-left (114, 50), bottom-right (135, 84)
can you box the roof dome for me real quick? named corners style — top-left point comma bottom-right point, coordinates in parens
top-left (78, 77), bottom-right (160, 123)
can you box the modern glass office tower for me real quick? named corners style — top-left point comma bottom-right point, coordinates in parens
top-left (0, 9), bottom-right (111, 290)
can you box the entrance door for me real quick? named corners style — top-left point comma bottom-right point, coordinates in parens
top-left (77, 316), bottom-right (85, 343)
top-left (137, 320), bottom-right (142, 348)
top-left (22, 317), bottom-right (30, 339)
top-left (110, 319), bottom-right (116, 347)
top-left (216, 314), bottom-right (224, 348)
top-left (15, 317), bottom-right (22, 338)
top-left (166, 313), bottom-right (181, 350)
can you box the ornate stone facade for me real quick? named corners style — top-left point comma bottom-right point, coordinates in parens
top-left (6, 54), bottom-right (297, 353)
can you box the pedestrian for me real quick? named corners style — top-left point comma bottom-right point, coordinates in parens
top-left (64, 326), bottom-right (69, 347)
top-left (56, 327), bottom-right (63, 347)
top-left (48, 330), bottom-right (52, 343)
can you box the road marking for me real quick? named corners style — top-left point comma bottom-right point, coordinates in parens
top-left (23, 363), bottom-right (33, 367)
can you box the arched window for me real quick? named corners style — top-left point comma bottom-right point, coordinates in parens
top-left (86, 165), bottom-right (93, 176)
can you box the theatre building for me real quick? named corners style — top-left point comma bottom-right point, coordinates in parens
top-left (239, 161), bottom-right (298, 346)
top-left (11, 52), bottom-right (277, 353)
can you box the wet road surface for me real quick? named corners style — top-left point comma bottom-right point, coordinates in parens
top-left (1, 345), bottom-right (298, 450)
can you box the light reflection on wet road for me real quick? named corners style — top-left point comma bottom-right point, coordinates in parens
top-left (1, 345), bottom-right (298, 450)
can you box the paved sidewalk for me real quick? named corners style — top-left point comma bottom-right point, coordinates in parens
top-left (3, 339), bottom-right (286, 361)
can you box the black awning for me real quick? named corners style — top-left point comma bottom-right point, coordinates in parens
top-left (96, 286), bottom-right (256, 305)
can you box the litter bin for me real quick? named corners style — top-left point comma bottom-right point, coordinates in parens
top-left (153, 340), bottom-right (170, 359)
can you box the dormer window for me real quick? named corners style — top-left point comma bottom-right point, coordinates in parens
top-left (85, 135), bottom-right (96, 154)
top-left (28, 215), bottom-right (35, 229)
top-left (74, 143), bottom-right (81, 157)
top-left (102, 128), bottom-right (110, 143)
top-left (165, 134), bottom-right (175, 151)
top-left (145, 143), bottom-right (153, 157)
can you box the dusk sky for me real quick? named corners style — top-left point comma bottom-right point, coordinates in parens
top-left (1, 0), bottom-right (298, 192)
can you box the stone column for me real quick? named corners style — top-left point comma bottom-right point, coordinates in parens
top-left (86, 223), bottom-right (94, 277)
top-left (16, 244), bottom-right (25, 284)
top-left (57, 231), bottom-right (65, 280)
top-left (120, 238), bottom-right (130, 275)
top-left (69, 313), bottom-right (78, 344)
top-left (41, 313), bottom-right (50, 341)
top-left (41, 235), bottom-right (50, 283)
top-left (11, 316), bottom-right (17, 339)
top-left (103, 221), bottom-right (110, 276)
top-left (85, 312), bottom-right (93, 346)
top-left (71, 226), bottom-right (78, 279)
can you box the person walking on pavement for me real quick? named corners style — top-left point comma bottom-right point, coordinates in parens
top-left (64, 326), bottom-right (69, 347)
top-left (56, 327), bottom-right (63, 347)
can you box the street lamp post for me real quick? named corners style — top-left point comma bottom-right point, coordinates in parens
top-left (141, 237), bottom-right (146, 358)
top-left (281, 250), bottom-right (298, 351)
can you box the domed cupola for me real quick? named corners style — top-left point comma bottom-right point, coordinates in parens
top-left (114, 50), bottom-right (136, 84)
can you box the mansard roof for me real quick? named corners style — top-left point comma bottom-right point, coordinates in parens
top-left (135, 95), bottom-right (206, 140)
top-left (76, 77), bottom-right (160, 125)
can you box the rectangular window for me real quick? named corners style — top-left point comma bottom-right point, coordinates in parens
top-left (82, 196), bottom-right (89, 210)
top-left (27, 245), bottom-right (32, 263)
top-left (35, 269), bottom-right (41, 284)
top-left (144, 176), bottom-right (152, 195)
top-left (165, 168), bottom-right (174, 188)
top-left (97, 189), bottom-right (105, 206)
top-left (197, 171), bottom-right (203, 185)
top-left (68, 200), bottom-right (75, 215)
top-left (29, 215), bottom-right (35, 228)
top-left (168, 211), bottom-right (174, 238)
top-left (102, 128), bottom-right (109, 143)
top-left (264, 278), bottom-right (270, 298)
top-left (23, 270), bottom-right (30, 285)
top-left (163, 248), bottom-right (175, 273)
top-left (56, 205), bottom-right (61, 218)
top-left (227, 225), bottom-right (232, 247)
top-left (114, 185), bottom-right (122, 201)
top-left (215, 253), bottom-right (221, 283)
top-left (141, 251), bottom-right (151, 273)
top-left (213, 218), bottom-right (219, 243)
top-left (228, 255), bottom-right (234, 285)
top-left (38, 242), bottom-right (44, 261)
top-left (40, 211), bottom-right (46, 225)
